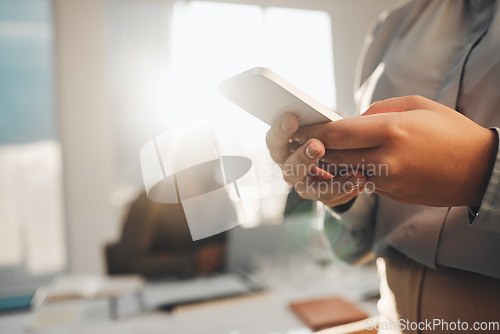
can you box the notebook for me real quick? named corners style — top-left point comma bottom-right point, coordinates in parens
top-left (290, 296), bottom-right (369, 331)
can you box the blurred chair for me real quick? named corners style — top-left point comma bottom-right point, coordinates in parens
top-left (105, 191), bottom-right (226, 279)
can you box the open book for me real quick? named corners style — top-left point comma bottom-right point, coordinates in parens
top-left (34, 274), bottom-right (144, 304)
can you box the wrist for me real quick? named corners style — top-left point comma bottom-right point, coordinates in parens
top-left (469, 128), bottom-right (499, 207)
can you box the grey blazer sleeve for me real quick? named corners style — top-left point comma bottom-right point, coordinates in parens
top-left (469, 127), bottom-right (500, 233)
top-left (323, 192), bottom-right (377, 264)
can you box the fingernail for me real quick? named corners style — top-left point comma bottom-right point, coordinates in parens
top-left (306, 143), bottom-right (319, 159)
top-left (293, 136), bottom-right (304, 144)
top-left (281, 116), bottom-right (294, 132)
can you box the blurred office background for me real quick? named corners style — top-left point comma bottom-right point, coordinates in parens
top-left (0, 0), bottom-right (397, 298)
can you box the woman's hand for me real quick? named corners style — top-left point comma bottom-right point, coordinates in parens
top-left (265, 113), bottom-right (367, 207)
top-left (293, 95), bottom-right (498, 207)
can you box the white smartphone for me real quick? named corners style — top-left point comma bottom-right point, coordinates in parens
top-left (218, 67), bottom-right (342, 126)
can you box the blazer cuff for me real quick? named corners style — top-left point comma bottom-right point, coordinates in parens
top-left (469, 127), bottom-right (500, 233)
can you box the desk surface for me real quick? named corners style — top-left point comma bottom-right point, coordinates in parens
top-left (0, 264), bottom-right (379, 334)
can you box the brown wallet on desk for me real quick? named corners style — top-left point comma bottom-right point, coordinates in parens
top-left (290, 296), bottom-right (369, 332)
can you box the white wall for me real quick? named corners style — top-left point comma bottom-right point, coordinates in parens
top-left (327, 0), bottom-right (398, 115)
top-left (54, 0), bottom-right (117, 274)
top-left (54, 0), bottom-right (398, 274)
top-left (204, 0), bottom-right (399, 114)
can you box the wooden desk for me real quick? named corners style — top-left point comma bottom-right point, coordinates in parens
top-left (0, 264), bottom-right (379, 334)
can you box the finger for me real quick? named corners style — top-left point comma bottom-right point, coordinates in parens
top-left (320, 148), bottom-right (379, 175)
top-left (282, 138), bottom-right (329, 185)
top-left (311, 164), bottom-right (336, 180)
top-left (356, 170), bottom-right (393, 195)
top-left (294, 169), bottom-right (366, 205)
top-left (266, 113), bottom-right (299, 164)
top-left (296, 180), bottom-right (359, 206)
top-left (293, 115), bottom-right (392, 149)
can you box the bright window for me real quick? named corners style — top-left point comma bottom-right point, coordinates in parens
top-left (0, 0), bottom-right (66, 294)
top-left (107, 0), bottom-right (335, 223)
